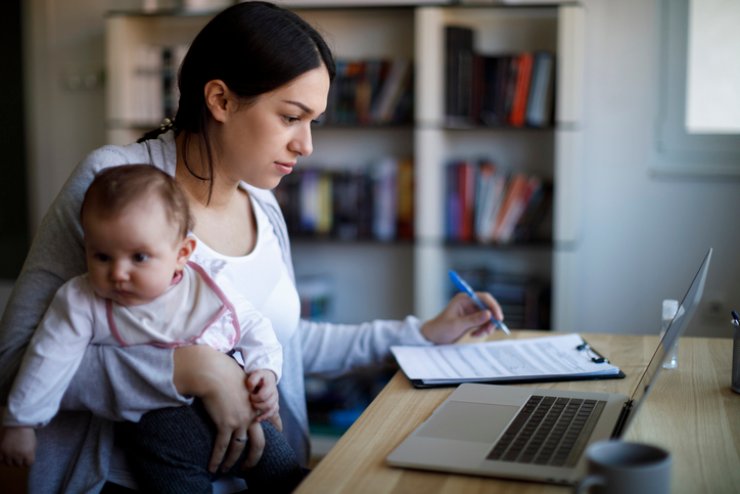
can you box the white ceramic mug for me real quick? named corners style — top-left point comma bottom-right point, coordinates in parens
top-left (574, 440), bottom-right (671, 494)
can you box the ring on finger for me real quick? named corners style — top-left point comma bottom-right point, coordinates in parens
top-left (232, 436), bottom-right (247, 443)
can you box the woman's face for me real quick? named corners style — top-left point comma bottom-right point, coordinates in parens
top-left (217, 65), bottom-right (331, 190)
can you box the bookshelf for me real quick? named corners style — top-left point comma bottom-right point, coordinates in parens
top-left (414, 3), bottom-right (584, 330)
top-left (104, 2), bottom-right (584, 329)
top-left (104, 0), bottom-right (584, 455)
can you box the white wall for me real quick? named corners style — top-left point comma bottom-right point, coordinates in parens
top-left (572, 0), bottom-right (740, 337)
top-left (24, 0), bottom-right (110, 230)
top-left (22, 0), bottom-right (740, 337)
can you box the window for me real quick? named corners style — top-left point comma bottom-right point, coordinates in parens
top-left (654, 0), bottom-right (740, 176)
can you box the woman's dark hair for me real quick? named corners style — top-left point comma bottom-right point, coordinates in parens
top-left (139, 1), bottom-right (336, 200)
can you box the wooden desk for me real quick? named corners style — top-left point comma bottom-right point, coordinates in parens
top-left (296, 332), bottom-right (740, 494)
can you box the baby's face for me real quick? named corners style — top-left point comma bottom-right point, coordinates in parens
top-left (82, 196), bottom-right (186, 306)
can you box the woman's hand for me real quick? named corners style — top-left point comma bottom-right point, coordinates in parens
top-left (172, 345), bottom-right (263, 473)
top-left (421, 292), bottom-right (504, 345)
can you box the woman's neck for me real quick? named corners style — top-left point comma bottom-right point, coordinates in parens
top-left (173, 132), bottom-right (256, 256)
top-left (174, 132), bottom-right (242, 210)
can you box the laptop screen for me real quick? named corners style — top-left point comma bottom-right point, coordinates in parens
top-left (622, 248), bottom-right (712, 432)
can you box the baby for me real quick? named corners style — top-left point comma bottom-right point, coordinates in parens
top-left (0, 164), bottom-right (303, 492)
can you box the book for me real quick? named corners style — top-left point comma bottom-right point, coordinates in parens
top-left (478, 55), bottom-right (513, 126)
top-left (526, 51), bottom-right (555, 128)
top-left (457, 160), bottom-right (476, 241)
top-left (332, 169), bottom-right (370, 240)
top-left (391, 333), bottom-right (624, 388)
top-left (371, 157), bottom-right (398, 241)
top-left (493, 174), bottom-right (541, 243)
top-left (513, 179), bottom-right (553, 242)
top-left (373, 58), bottom-right (412, 124)
top-left (508, 52), bottom-right (534, 127)
top-left (445, 162), bottom-right (460, 240)
top-left (474, 160), bottom-right (506, 242)
top-left (444, 25), bottom-right (475, 126)
top-left (491, 173), bottom-right (527, 242)
top-left (396, 157), bottom-right (414, 240)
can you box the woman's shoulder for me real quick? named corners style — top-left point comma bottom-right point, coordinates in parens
top-left (63, 134), bottom-right (176, 197)
top-left (77, 131), bottom-right (176, 175)
top-left (78, 141), bottom-right (153, 174)
top-left (83, 142), bottom-right (147, 167)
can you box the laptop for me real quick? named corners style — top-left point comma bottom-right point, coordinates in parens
top-left (387, 248), bottom-right (712, 485)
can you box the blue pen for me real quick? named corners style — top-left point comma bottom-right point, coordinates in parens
top-left (448, 270), bottom-right (511, 335)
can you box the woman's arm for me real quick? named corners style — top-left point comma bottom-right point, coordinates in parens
top-left (299, 316), bottom-right (428, 377)
top-left (61, 344), bottom-right (263, 472)
top-left (300, 293), bottom-right (502, 377)
top-left (0, 164), bottom-right (93, 401)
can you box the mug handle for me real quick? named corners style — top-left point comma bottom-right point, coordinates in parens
top-left (575, 474), bottom-right (607, 493)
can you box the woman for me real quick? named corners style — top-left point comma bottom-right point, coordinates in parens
top-left (0, 2), bottom-right (503, 492)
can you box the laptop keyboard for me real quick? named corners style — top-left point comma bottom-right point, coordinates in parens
top-left (486, 395), bottom-right (606, 467)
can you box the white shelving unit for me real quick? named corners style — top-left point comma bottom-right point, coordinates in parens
top-left (104, 1), bottom-right (585, 329)
top-left (413, 3), bottom-right (585, 330)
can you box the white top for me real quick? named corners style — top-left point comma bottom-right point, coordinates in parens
top-left (191, 187), bottom-right (301, 346)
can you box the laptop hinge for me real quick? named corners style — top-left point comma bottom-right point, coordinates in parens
top-left (611, 400), bottom-right (633, 438)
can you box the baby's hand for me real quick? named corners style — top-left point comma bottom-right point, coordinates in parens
top-left (0, 426), bottom-right (37, 467)
top-left (246, 370), bottom-right (279, 422)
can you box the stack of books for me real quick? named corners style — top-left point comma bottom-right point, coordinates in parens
top-left (275, 157), bottom-right (414, 242)
top-left (445, 25), bottom-right (555, 128)
top-left (445, 159), bottom-right (552, 245)
top-left (448, 267), bottom-right (550, 330)
top-left (324, 58), bottom-right (413, 125)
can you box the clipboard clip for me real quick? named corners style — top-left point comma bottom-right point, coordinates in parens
top-left (576, 342), bottom-right (609, 364)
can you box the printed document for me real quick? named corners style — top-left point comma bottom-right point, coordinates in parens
top-left (391, 333), bottom-right (623, 387)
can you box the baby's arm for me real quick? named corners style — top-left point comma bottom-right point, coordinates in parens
top-left (0, 426), bottom-right (36, 467)
top-left (4, 278), bottom-right (95, 428)
top-left (226, 281), bottom-right (283, 426)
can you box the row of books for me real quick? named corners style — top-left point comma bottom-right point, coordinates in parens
top-left (446, 25), bottom-right (556, 128)
top-left (274, 157), bottom-right (414, 241)
top-left (445, 159), bottom-right (552, 244)
top-left (449, 267), bottom-right (551, 330)
top-left (129, 43), bottom-right (188, 124)
top-left (324, 58), bottom-right (413, 125)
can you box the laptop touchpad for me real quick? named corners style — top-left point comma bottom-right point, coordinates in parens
top-left (417, 401), bottom-right (519, 443)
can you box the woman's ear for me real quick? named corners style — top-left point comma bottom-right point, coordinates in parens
top-left (204, 80), bottom-right (232, 123)
top-left (176, 236), bottom-right (197, 270)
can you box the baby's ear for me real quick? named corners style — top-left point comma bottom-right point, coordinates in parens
top-left (176, 236), bottom-right (197, 268)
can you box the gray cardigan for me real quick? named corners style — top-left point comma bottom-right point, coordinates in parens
top-left (0, 132), bottom-right (429, 493)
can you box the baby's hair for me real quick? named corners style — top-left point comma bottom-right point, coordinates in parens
top-left (81, 164), bottom-right (193, 239)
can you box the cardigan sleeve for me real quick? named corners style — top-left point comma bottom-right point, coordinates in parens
top-left (299, 316), bottom-right (431, 377)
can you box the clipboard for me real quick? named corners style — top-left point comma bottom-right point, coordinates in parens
top-left (390, 333), bottom-right (625, 389)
